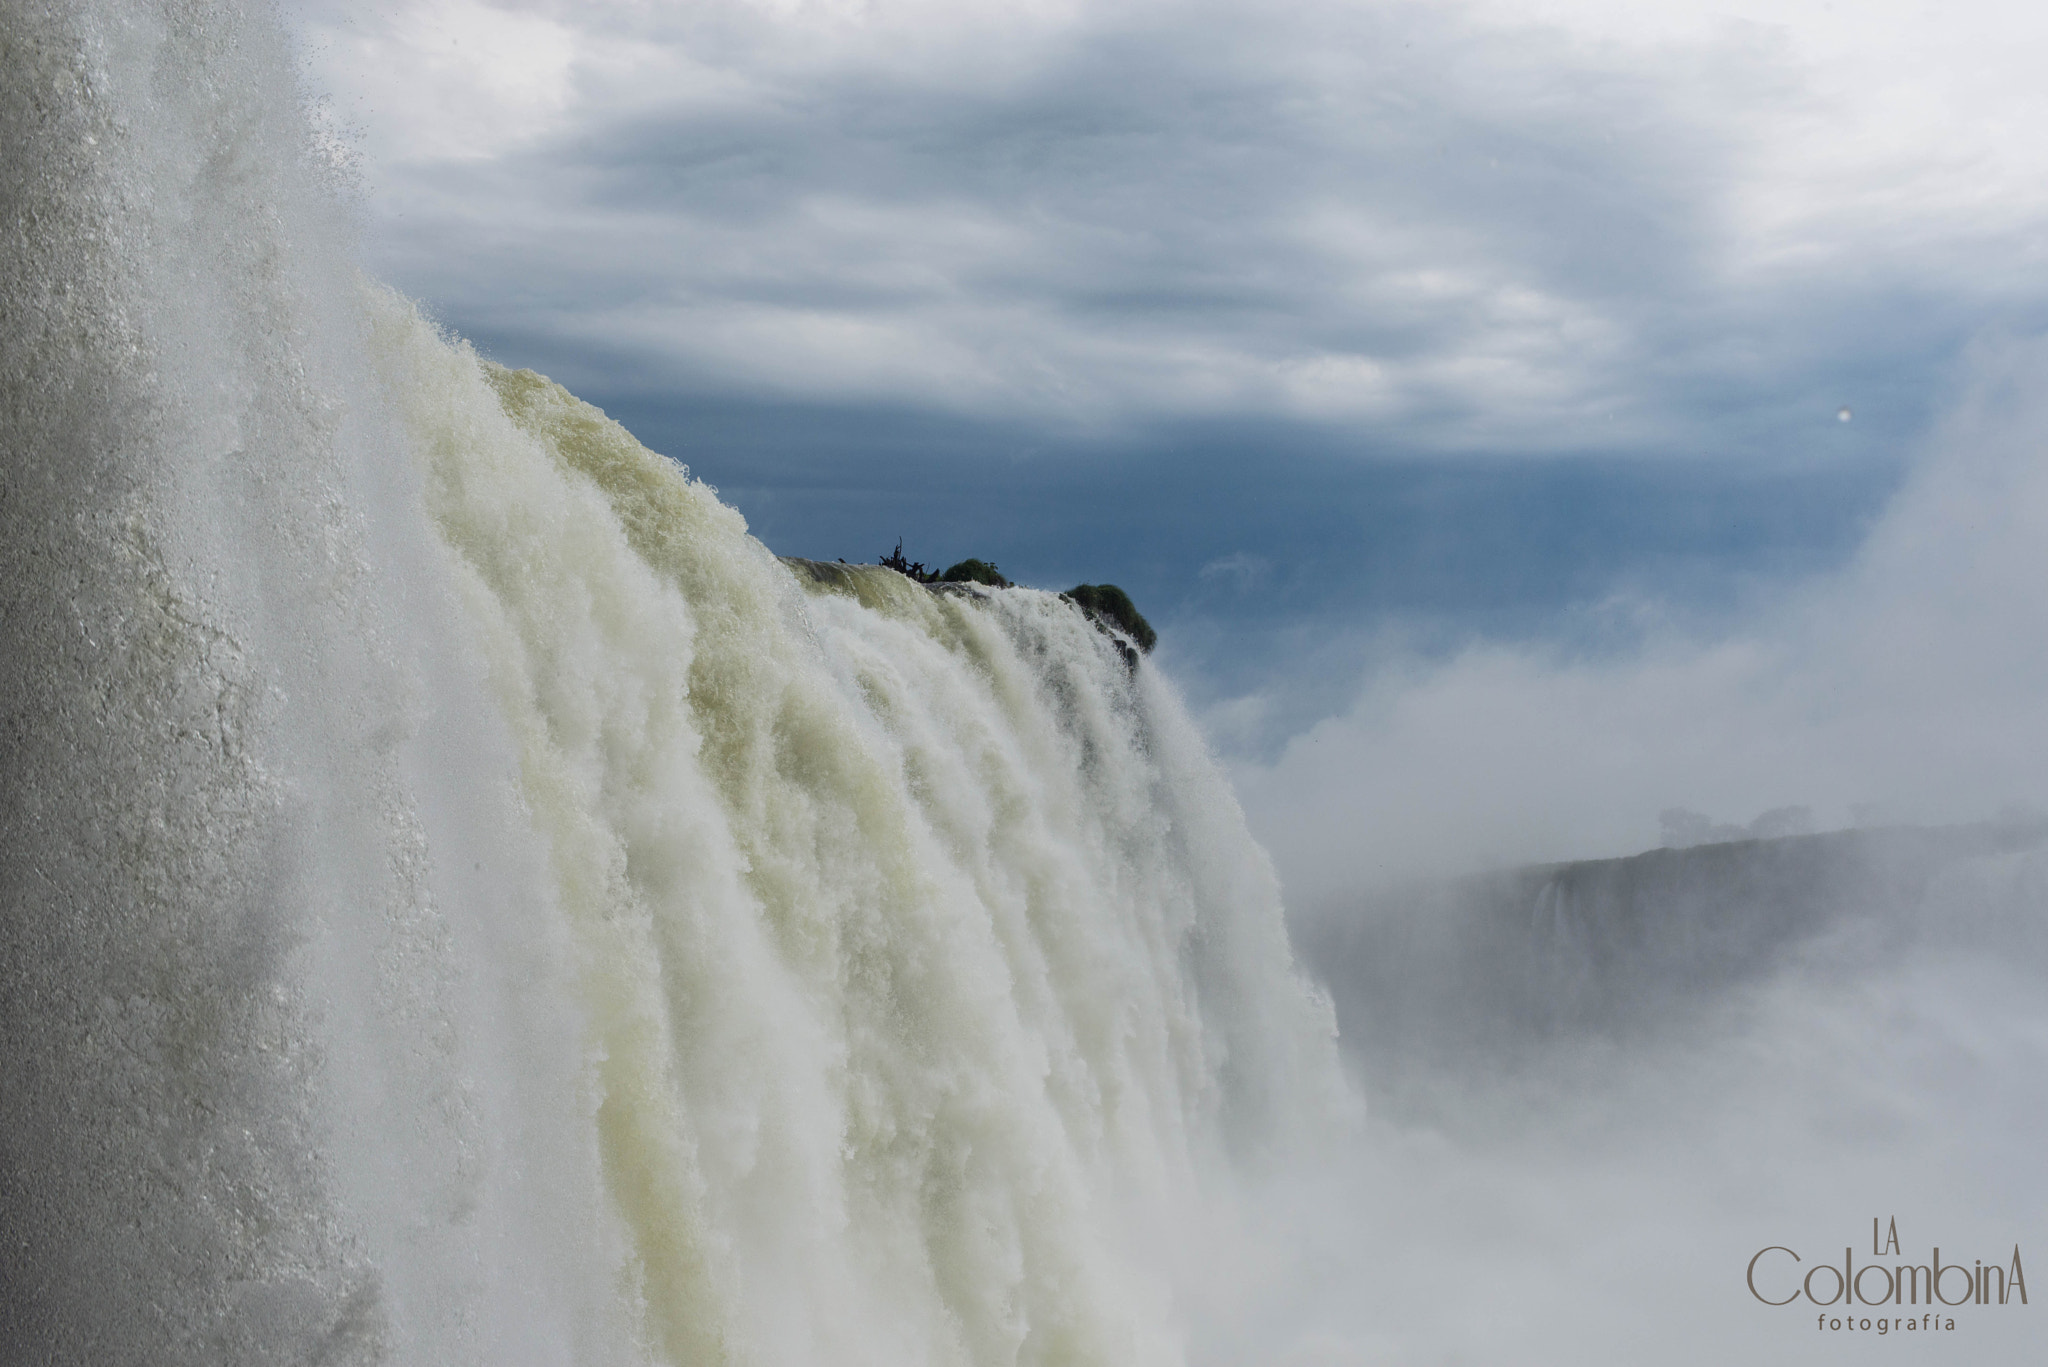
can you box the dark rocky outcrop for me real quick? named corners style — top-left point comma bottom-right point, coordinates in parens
top-left (1062, 584), bottom-right (1155, 654)
top-left (785, 553), bottom-right (1154, 663)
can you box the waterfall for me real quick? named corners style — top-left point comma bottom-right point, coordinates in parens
top-left (0, 4), bottom-right (1342, 1363)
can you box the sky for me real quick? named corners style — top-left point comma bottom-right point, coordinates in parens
top-left (284, 0), bottom-right (2048, 892)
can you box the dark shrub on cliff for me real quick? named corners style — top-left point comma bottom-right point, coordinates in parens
top-left (879, 539), bottom-right (936, 581)
top-left (940, 559), bottom-right (1011, 588)
top-left (1064, 584), bottom-right (1156, 653)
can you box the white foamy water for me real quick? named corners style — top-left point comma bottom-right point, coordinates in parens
top-left (0, 5), bottom-right (1341, 1362)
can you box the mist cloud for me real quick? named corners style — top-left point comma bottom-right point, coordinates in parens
top-left (1236, 337), bottom-right (2048, 901)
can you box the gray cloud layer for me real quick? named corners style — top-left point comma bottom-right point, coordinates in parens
top-left (295, 0), bottom-right (2048, 459)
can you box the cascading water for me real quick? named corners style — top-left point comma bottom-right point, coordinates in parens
top-left (0, 4), bottom-right (1343, 1363)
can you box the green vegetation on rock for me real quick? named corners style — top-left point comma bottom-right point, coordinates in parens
top-left (1064, 584), bottom-right (1156, 653)
top-left (939, 559), bottom-right (1011, 587)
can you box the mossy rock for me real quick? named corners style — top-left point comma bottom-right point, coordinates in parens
top-left (1064, 584), bottom-right (1155, 653)
top-left (880, 543), bottom-right (1014, 587)
top-left (939, 558), bottom-right (1011, 588)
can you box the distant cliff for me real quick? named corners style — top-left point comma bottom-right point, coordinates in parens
top-left (1295, 819), bottom-right (2048, 1073)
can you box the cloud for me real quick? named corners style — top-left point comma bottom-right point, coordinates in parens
top-left (284, 0), bottom-right (2048, 458)
top-left (295, 0), bottom-right (586, 162)
top-left (1233, 336), bottom-right (2048, 902)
